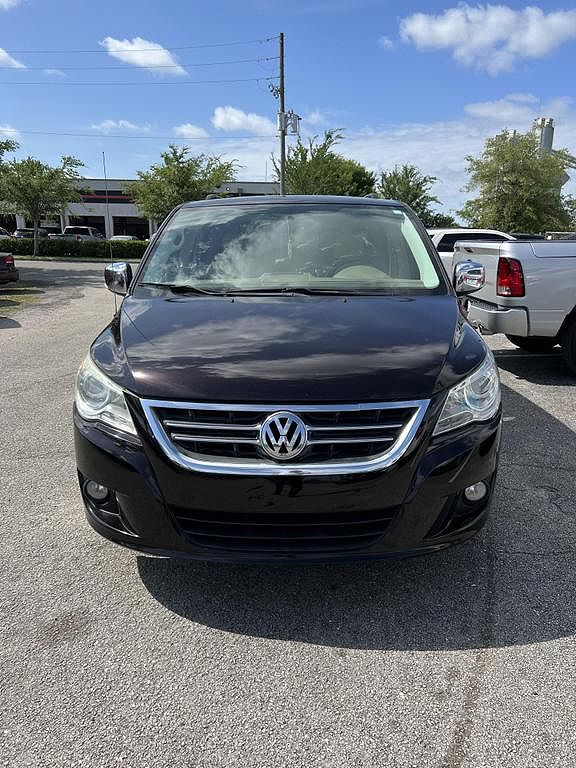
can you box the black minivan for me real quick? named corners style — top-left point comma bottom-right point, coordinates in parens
top-left (74, 196), bottom-right (501, 562)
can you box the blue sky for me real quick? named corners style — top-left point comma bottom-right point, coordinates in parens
top-left (2, 0), bottom-right (576, 214)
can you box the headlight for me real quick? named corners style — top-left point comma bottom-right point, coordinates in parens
top-left (433, 352), bottom-right (501, 435)
top-left (75, 355), bottom-right (138, 437)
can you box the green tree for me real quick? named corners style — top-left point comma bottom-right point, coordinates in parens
top-left (458, 129), bottom-right (573, 233)
top-left (377, 164), bottom-right (457, 227)
top-left (128, 145), bottom-right (239, 222)
top-left (274, 130), bottom-right (376, 196)
top-left (564, 195), bottom-right (576, 231)
top-left (0, 151), bottom-right (83, 256)
top-left (0, 138), bottom-right (20, 161)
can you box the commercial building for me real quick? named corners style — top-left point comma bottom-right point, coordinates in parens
top-left (6, 178), bottom-right (279, 239)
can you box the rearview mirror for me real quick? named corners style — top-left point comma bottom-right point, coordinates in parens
top-left (453, 261), bottom-right (485, 296)
top-left (104, 262), bottom-right (132, 296)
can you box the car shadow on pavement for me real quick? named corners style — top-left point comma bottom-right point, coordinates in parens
top-left (493, 348), bottom-right (575, 386)
top-left (0, 287), bottom-right (45, 296)
top-left (137, 381), bottom-right (576, 652)
top-left (0, 315), bottom-right (21, 329)
top-left (17, 265), bottom-right (106, 289)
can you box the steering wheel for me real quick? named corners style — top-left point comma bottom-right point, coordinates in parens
top-left (326, 256), bottom-right (385, 277)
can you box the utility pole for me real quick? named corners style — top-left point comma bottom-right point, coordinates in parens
top-left (270, 32), bottom-right (299, 194)
top-left (279, 32), bottom-right (286, 195)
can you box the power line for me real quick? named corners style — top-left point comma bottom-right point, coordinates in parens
top-left (6, 36), bottom-right (279, 55)
top-left (0, 56), bottom-right (280, 71)
top-left (0, 76), bottom-right (279, 86)
top-left (8, 129), bottom-right (278, 141)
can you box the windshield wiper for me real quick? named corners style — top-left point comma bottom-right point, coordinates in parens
top-left (138, 282), bottom-right (223, 295)
top-left (139, 283), bottom-right (382, 297)
top-left (221, 286), bottom-right (363, 296)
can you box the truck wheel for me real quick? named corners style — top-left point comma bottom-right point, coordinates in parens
top-left (560, 320), bottom-right (576, 375)
top-left (505, 335), bottom-right (557, 352)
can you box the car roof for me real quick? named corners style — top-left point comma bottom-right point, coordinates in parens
top-left (427, 227), bottom-right (512, 236)
top-left (182, 195), bottom-right (406, 209)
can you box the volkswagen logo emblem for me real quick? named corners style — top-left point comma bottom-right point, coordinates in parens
top-left (259, 411), bottom-right (308, 461)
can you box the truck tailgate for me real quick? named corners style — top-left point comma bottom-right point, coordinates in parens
top-left (452, 241), bottom-right (533, 336)
top-left (453, 240), bottom-right (576, 338)
top-left (452, 241), bottom-right (503, 304)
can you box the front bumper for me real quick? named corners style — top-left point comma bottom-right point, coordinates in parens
top-left (74, 401), bottom-right (501, 563)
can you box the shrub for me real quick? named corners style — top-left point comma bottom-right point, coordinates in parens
top-left (0, 237), bottom-right (148, 260)
top-left (0, 237), bottom-right (34, 255)
top-left (40, 238), bottom-right (82, 257)
top-left (100, 240), bottom-right (148, 261)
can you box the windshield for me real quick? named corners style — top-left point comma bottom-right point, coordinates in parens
top-left (137, 203), bottom-right (444, 294)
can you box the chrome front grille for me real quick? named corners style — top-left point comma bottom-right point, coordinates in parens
top-left (141, 399), bottom-right (429, 476)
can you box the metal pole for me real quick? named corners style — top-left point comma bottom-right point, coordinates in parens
top-left (102, 151), bottom-right (117, 312)
top-left (102, 151), bottom-right (113, 246)
top-left (279, 32), bottom-right (286, 195)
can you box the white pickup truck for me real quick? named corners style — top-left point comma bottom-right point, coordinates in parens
top-left (428, 228), bottom-right (515, 272)
top-left (452, 239), bottom-right (576, 374)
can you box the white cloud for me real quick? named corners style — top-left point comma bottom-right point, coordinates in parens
top-left (0, 47), bottom-right (25, 68)
top-left (0, 0), bottom-right (22, 9)
top-left (212, 106), bottom-right (276, 135)
top-left (173, 123), bottom-right (208, 139)
top-left (177, 134), bottom-right (278, 182)
top-left (0, 124), bottom-right (21, 140)
top-left (378, 36), bottom-right (395, 51)
top-left (400, 5), bottom-right (576, 74)
top-left (465, 94), bottom-right (571, 123)
top-left (464, 98), bottom-right (536, 123)
top-left (91, 119), bottom-right (151, 134)
top-left (506, 94), bottom-right (539, 104)
top-left (44, 68), bottom-right (67, 77)
top-left (99, 36), bottom-right (186, 76)
top-left (304, 110), bottom-right (327, 127)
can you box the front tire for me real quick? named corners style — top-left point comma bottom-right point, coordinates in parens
top-left (560, 319), bottom-right (576, 375)
top-left (505, 335), bottom-right (557, 353)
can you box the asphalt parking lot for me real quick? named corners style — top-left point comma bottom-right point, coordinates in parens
top-left (1, 260), bottom-right (575, 768)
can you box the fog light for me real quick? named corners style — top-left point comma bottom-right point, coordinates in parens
top-left (464, 482), bottom-right (487, 502)
top-left (85, 481), bottom-right (109, 502)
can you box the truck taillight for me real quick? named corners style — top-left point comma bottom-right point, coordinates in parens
top-left (497, 257), bottom-right (525, 297)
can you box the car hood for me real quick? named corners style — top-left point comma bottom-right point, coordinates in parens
top-left (91, 294), bottom-right (486, 402)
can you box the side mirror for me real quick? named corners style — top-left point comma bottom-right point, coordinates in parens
top-left (105, 262), bottom-right (132, 296)
top-left (453, 261), bottom-right (485, 296)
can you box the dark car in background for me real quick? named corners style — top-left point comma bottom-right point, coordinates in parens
top-left (13, 228), bottom-right (48, 239)
top-left (74, 196), bottom-right (502, 563)
top-left (0, 252), bottom-right (19, 284)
